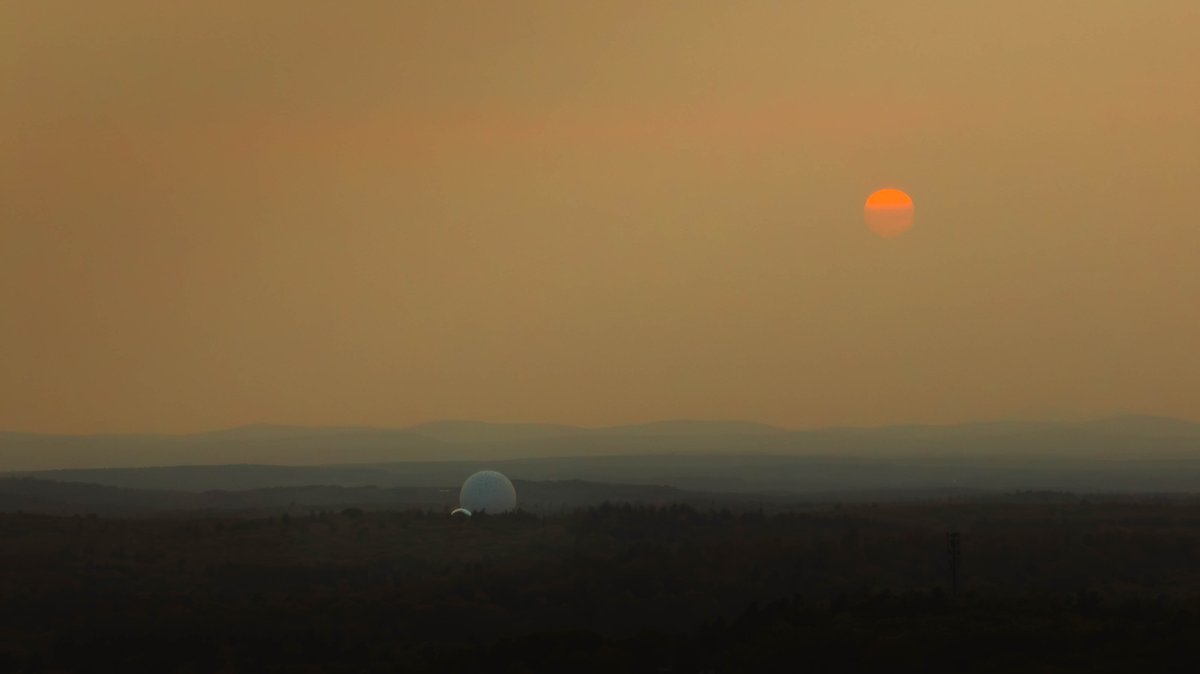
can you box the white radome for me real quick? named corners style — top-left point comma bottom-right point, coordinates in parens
top-left (459, 470), bottom-right (517, 514)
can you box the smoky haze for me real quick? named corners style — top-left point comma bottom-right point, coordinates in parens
top-left (2, 2), bottom-right (1199, 434)
top-left (4, 417), bottom-right (1200, 497)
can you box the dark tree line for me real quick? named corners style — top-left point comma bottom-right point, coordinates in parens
top-left (1, 499), bottom-right (1199, 672)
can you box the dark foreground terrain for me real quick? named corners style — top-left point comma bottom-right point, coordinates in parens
top-left (2, 498), bottom-right (1200, 672)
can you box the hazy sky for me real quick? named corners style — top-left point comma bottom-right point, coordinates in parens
top-left (3, 1), bottom-right (1198, 434)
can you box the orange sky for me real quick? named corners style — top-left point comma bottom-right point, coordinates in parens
top-left (2, 1), bottom-right (1199, 433)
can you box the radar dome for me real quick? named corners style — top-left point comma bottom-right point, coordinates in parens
top-left (459, 470), bottom-right (517, 514)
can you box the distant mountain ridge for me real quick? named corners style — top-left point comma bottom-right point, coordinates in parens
top-left (406, 420), bottom-right (586, 444)
top-left (1, 416), bottom-right (1198, 473)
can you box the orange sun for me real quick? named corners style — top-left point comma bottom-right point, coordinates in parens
top-left (864, 188), bottom-right (915, 238)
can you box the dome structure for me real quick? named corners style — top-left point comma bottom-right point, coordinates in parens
top-left (449, 507), bottom-right (472, 517)
top-left (459, 470), bottom-right (517, 514)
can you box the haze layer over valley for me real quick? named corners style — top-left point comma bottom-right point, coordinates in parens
top-left (5, 417), bottom-right (1199, 498)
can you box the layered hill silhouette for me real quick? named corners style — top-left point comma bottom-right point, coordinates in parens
top-left (3, 417), bottom-right (1199, 495)
top-left (3, 416), bottom-right (1197, 472)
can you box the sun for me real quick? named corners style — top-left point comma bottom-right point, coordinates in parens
top-left (864, 188), bottom-right (915, 238)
